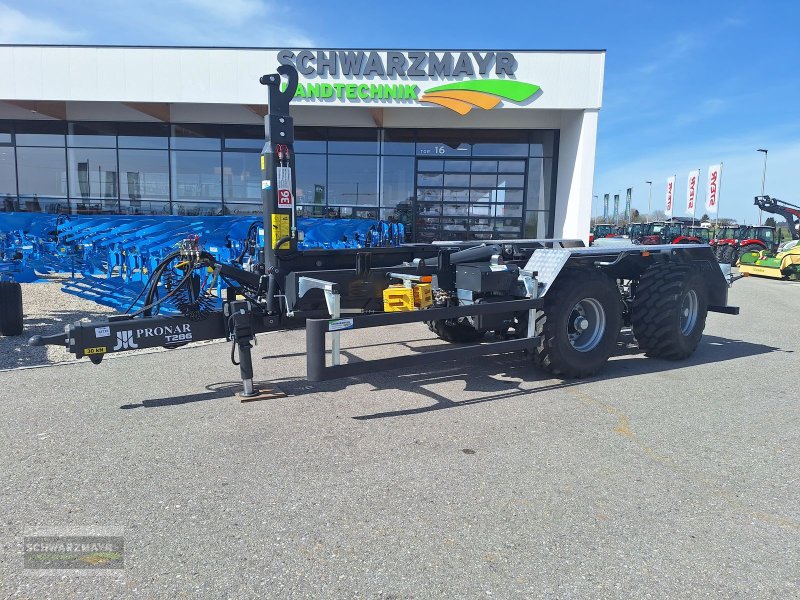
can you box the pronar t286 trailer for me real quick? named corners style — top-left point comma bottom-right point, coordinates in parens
top-left (30, 66), bottom-right (739, 396)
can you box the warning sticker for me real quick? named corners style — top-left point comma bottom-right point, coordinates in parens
top-left (271, 214), bottom-right (290, 249)
top-left (328, 318), bottom-right (354, 332)
top-left (84, 346), bottom-right (106, 356)
top-left (276, 166), bottom-right (293, 208)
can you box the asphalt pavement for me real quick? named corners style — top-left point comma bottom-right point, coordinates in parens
top-left (0, 276), bottom-right (798, 599)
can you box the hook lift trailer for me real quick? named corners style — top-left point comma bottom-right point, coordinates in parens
top-left (30, 66), bottom-right (739, 397)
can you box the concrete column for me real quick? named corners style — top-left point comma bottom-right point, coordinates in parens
top-left (553, 109), bottom-right (599, 244)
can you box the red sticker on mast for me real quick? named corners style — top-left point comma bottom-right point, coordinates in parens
top-left (276, 166), bottom-right (293, 208)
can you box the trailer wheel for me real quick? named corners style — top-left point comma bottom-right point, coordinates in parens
top-left (533, 269), bottom-right (622, 377)
top-left (631, 264), bottom-right (708, 360)
top-left (428, 318), bottom-right (485, 344)
top-left (0, 281), bottom-right (24, 336)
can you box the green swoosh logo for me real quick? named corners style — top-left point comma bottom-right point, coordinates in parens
top-left (425, 80), bottom-right (541, 102)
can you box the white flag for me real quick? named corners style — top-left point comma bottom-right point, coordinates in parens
top-left (665, 176), bottom-right (675, 217)
top-left (686, 170), bottom-right (699, 216)
top-left (706, 164), bottom-right (721, 214)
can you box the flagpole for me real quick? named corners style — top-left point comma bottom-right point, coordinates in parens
top-left (693, 168), bottom-right (698, 226)
top-left (716, 162), bottom-right (723, 231)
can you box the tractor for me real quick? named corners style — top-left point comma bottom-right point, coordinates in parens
top-left (589, 223), bottom-right (622, 245)
top-left (639, 221), bottom-right (702, 245)
top-left (711, 225), bottom-right (738, 261)
top-left (685, 226), bottom-right (712, 244)
top-left (716, 225), bottom-right (777, 265)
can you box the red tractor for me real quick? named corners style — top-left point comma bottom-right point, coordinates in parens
top-left (639, 221), bottom-right (703, 245)
top-left (685, 226), bottom-right (712, 244)
top-left (716, 225), bottom-right (777, 264)
top-left (711, 225), bottom-right (738, 260)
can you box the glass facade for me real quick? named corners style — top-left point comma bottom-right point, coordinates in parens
top-left (0, 120), bottom-right (559, 240)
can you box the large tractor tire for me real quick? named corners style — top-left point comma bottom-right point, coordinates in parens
top-left (738, 243), bottom-right (763, 260)
top-left (631, 264), bottom-right (708, 360)
top-left (0, 281), bottom-right (24, 336)
top-left (533, 269), bottom-right (622, 378)
top-left (428, 317), bottom-right (485, 343)
top-left (719, 245), bottom-right (736, 265)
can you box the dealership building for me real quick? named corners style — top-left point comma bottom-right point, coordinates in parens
top-left (0, 46), bottom-right (604, 242)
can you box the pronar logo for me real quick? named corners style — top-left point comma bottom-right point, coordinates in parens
top-left (112, 330), bottom-right (138, 351)
top-left (420, 80), bottom-right (541, 115)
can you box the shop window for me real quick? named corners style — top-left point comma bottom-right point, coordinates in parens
top-left (119, 199), bottom-right (170, 216)
top-left (471, 160), bottom-right (497, 173)
top-left (472, 142), bottom-right (528, 157)
top-left (497, 174), bottom-right (525, 188)
top-left (529, 130), bottom-right (556, 158)
top-left (295, 127), bottom-right (327, 153)
top-left (171, 124), bottom-right (222, 151)
top-left (119, 149), bottom-right (170, 202)
top-left (295, 154), bottom-right (326, 206)
top-left (16, 196), bottom-right (65, 213)
top-left (15, 121), bottom-right (66, 147)
top-left (380, 156), bottom-right (414, 208)
top-left (382, 129), bottom-right (415, 156)
top-left (296, 205), bottom-right (328, 218)
top-left (444, 173), bottom-right (470, 187)
top-left (526, 158), bottom-right (554, 211)
top-left (524, 211), bottom-right (550, 238)
top-left (498, 160), bottom-right (525, 173)
top-left (417, 172), bottom-right (443, 187)
top-left (172, 200), bottom-right (223, 216)
top-left (332, 206), bottom-right (380, 219)
top-left (498, 189), bottom-right (524, 204)
top-left (223, 203), bottom-right (262, 216)
top-left (118, 123), bottom-right (169, 149)
top-left (328, 154), bottom-right (378, 206)
top-left (171, 150), bottom-right (222, 201)
top-left (222, 152), bottom-right (261, 201)
top-left (416, 130), bottom-right (472, 156)
top-left (417, 188), bottom-right (442, 203)
top-left (418, 159), bottom-right (443, 172)
top-left (444, 159), bottom-right (470, 172)
top-left (68, 147), bottom-right (118, 201)
top-left (471, 130), bottom-right (529, 157)
top-left (471, 174), bottom-right (497, 188)
top-left (223, 125), bottom-right (263, 151)
top-left (0, 147), bottom-right (16, 204)
top-left (0, 121), bottom-right (12, 145)
top-left (68, 122), bottom-right (117, 148)
top-left (328, 128), bottom-right (378, 155)
top-left (16, 146), bottom-right (67, 197)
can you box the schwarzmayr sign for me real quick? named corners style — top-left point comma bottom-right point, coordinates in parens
top-left (276, 50), bottom-right (539, 115)
top-left (277, 50), bottom-right (518, 78)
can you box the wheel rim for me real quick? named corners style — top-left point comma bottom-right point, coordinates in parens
top-left (680, 289), bottom-right (699, 336)
top-left (567, 298), bottom-right (606, 352)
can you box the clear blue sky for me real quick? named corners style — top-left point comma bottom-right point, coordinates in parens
top-left (2, 0), bottom-right (798, 224)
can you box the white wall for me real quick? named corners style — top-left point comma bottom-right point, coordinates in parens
top-left (553, 110), bottom-right (598, 243)
top-left (0, 46), bottom-right (604, 110)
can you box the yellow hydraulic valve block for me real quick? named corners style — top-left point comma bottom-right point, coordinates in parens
top-left (383, 283), bottom-right (434, 312)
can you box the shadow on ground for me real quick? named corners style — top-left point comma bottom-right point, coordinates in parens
top-left (126, 332), bottom-right (782, 417)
